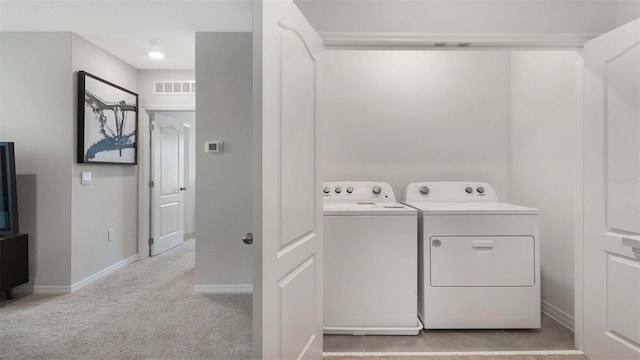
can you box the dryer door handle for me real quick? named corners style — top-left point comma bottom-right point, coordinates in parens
top-left (471, 240), bottom-right (494, 251)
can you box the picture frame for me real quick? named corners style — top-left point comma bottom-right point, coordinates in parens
top-left (77, 71), bottom-right (139, 164)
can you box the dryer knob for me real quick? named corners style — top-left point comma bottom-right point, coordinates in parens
top-left (323, 186), bottom-right (331, 194)
top-left (465, 187), bottom-right (474, 194)
top-left (477, 186), bottom-right (485, 194)
top-left (335, 187), bottom-right (342, 194)
top-left (419, 186), bottom-right (430, 195)
top-left (346, 186), bottom-right (354, 194)
top-left (372, 186), bottom-right (382, 195)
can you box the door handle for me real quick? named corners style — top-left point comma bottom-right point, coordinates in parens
top-left (471, 240), bottom-right (494, 251)
top-left (180, 187), bottom-right (187, 191)
top-left (622, 236), bottom-right (640, 260)
top-left (242, 233), bottom-right (253, 245)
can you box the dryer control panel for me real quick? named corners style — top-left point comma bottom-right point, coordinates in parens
top-left (404, 181), bottom-right (498, 203)
top-left (323, 182), bottom-right (396, 202)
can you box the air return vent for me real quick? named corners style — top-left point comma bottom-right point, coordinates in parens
top-left (153, 81), bottom-right (196, 95)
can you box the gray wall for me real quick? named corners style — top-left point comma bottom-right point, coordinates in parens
top-left (70, 34), bottom-right (139, 284)
top-left (0, 32), bottom-right (142, 290)
top-left (195, 33), bottom-right (253, 287)
top-left (138, 70), bottom-right (196, 109)
top-left (616, 0), bottom-right (640, 27)
top-left (0, 32), bottom-right (74, 288)
top-left (322, 51), bottom-right (512, 200)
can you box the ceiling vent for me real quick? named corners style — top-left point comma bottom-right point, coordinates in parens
top-left (153, 81), bottom-right (196, 95)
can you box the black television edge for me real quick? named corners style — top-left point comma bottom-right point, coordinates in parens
top-left (0, 142), bottom-right (18, 236)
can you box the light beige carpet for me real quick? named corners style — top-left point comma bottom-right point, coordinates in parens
top-left (0, 239), bottom-right (252, 360)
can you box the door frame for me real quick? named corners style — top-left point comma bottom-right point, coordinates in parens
top-left (134, 49), bottom-right (589, 353)
top-left (137, 105), bottom-right (195, 260)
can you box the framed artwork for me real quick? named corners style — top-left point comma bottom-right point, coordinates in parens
top-left (78, 71), bottom-right (139, 164)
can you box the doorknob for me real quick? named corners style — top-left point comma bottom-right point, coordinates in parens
top-left (180, 187), bottom-right (187, 191)
top-left (242, 233), bottom-right (253, 245)
top-left (622, 236), bottom-right (640, 260)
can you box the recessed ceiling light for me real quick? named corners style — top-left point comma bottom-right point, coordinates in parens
top-left (148, 51), bottom-right (165, 60)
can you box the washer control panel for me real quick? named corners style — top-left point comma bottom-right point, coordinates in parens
top-left (323, 182), bottom-right (396, 202)
top-left (404, 181), bottom-right (498, 203)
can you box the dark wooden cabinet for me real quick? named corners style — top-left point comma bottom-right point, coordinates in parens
top-left (0, 234), bottom-right (28, 299)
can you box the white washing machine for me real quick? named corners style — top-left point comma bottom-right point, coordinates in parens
top-left (402, 181), bottom-right (540, 329)
top-left (323, 181), bottom-right (421, 335)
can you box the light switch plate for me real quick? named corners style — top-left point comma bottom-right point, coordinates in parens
top-left (81, 172), bottom-right (92, 185)
top-left (108, 229), bottom-right (115, 242)
top-left (204, 141), bottom-right (224, 154)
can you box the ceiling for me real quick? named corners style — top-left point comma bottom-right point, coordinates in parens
top-left (1, 0), bottom-right (634, 68)
top-left (0, 0), bottom-right (252, 70)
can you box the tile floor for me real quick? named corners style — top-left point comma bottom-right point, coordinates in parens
top-left (323, 314), bottom-right (576, 352)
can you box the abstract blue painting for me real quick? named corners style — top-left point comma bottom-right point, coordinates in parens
top-left (78, 71), bottom-right (138, 164)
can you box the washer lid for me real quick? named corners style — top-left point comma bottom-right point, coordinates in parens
top-left (323, 202), bottom-right (417, 216)
top-left (401, 201), bottom-right (538, 215)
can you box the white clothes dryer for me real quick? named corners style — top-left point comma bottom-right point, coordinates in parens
top-left (403, 181), bottom-right (540, 329)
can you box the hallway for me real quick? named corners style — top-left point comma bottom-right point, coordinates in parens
top-left (0, 240), bottom-right (252, 360)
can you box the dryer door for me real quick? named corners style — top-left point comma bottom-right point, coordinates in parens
top-left (430, 236), bottom-right (535, 287)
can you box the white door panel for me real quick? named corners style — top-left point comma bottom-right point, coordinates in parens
top-left (161, 125), bottom-right (180, 195)
top-left (151, 112), bottom-right (185, 256)
top-left (253, 0), bottom-right (323, 358)
top-left (607, 255), bottom-right (640, 345)
top-left (584, 18), bottom-right (640, 360)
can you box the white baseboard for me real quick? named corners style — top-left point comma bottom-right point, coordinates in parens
top-left (193, 284), bottom-right (253, 294)
top-left (14, 285), bottom-right (71, 295)
top-left (12, 255), bottom-right (138, 296)
top-left (70, 254), bottom-right (138, 293)
top-left (542, 300), bottom-right (575, 331)
top-left (324, 350), bottom-right (585, 357)
top-left (13, 255), bottom-right (138, 296)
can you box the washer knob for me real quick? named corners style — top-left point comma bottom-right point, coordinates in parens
top-left (323, 186), bottom-right (331, 194)
top-left (419, 186), bottom-right (430, 195)
top-left (372, 185), bottom-right (382, 195)
top-left (465, 187), bottom-right (474, 194)
top-left (346, 186), bottom-right (354, 194)
top-left (335, 187), bottom-right (342, 194)
top-left (477, 186), bottom-right (485, 194)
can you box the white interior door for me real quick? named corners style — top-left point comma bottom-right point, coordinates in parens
top-left (583, 18), bottom-right (640, 360)
top-left (151, 112), bottom-right (185, 256)
top-left (252, 0), bottom-right (324, 358)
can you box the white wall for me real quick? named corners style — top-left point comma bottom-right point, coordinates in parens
top-left (138, 70), bottom-right (195, 109)
top-left (510, 51), bottom-right (582, 323)
top-left (322, 51), bottom-right (511, 200)
top-left (70, 34), bottom-right (139, 284)
top-left (0, 32), bottom-right (74, 288)
top-left (323, 49), bottom-right (582, 322)
top-left (195, 33), bottom-right (253, 287)
top-left (297, 0), bottom-right (617, 35)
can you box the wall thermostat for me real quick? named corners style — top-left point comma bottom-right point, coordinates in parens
top-left (204, 141), bottom-right (224, 154)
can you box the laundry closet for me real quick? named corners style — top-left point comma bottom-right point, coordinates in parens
top-left (320, 48), bottom-right (583, 352)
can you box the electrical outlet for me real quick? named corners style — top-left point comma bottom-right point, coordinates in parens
top-left (108, 229), bottom-right (115, 242)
